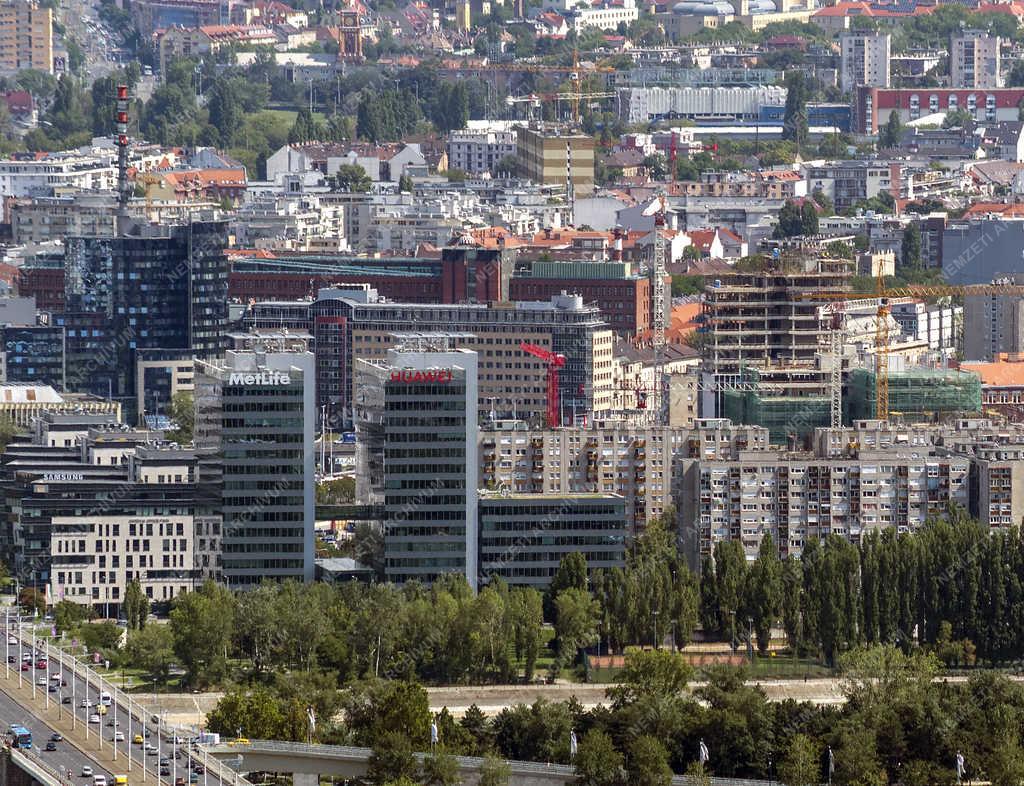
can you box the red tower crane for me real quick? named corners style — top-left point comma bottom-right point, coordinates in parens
top-left (519, 341), bottom-right (566, 428)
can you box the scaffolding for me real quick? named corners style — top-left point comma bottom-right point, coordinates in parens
top-left (721, 369), bottom-right (831, 444)
top-left (845, 368), bottom-right (982, 423)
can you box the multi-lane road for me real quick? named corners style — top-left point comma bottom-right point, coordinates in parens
top-left (0, 628), bottom-right (230, 786)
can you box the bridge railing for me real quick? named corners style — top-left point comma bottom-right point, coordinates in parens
top-left (7, 741), bottom-right (74, 786)
top-left (205, 739), bottom-right (777, 786)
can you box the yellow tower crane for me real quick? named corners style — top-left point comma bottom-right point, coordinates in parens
top-left (805, 277), bottom-right (1024, 422)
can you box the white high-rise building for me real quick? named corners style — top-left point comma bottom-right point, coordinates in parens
top-left (840, 32), bottom-right (891, 93)
top-left (354, 337), bottom-right (480, 591)
top-left (951, 30), bottom-right (1001, 89)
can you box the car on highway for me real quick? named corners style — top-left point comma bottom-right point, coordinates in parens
top-left (189, 774), bottom-right (198, 782)
top-left (133, 734), bottom-right (143, 744)
top-left (62, 696), bottom-right (71, 704)
top-left (193, 764), bottom-right (205, 774)
top-left (6, 655), bottom-right (13, 663)
top-left (50, 733), bottom-right (62, 742)
top-left (160, 768), bottom-right (171, 777)
top-left (106, 719), bottom-right (119, 727)
top-left (97, 705), bottom-right (107, 716)
top-left (80, 699), bottom-right (92, 708)
top-left (159, 758), bottom-right (170, 767)
top-left (35, 659), bottom-right (46, 669)
top-left (175, 778), bottom-right (185, 786)
top-left (20, 662), bottom-right (29, 671)
top-left (7, 636), bottom-right (16, 645)
top-left (113, 731), bottom-right (125, 742)
top-left (36, 676), bottom-right (46, 686)
top-left (44, 741), bottom-right (56, 751)
top-left (47, 684), bottom-right (58, 693)
top-left (89, 714), bottom-right (100, 724)
top-left (81, 766), bottom-right (93, 777)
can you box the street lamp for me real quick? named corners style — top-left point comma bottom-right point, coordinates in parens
top-left (729, 609), bottom-right (737, 653)
top-left (652, 610), bottom-right (659, 650)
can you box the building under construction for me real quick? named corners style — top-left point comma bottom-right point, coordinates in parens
top-left (702, 255), bottom-right (851, 442)
top-left (845, 367), bottom-right (982, 422)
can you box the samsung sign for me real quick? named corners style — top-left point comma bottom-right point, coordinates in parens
top-left (228, 371), bottom-right (292, 386)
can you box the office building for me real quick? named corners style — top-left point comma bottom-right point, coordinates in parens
top-left (478, 493), bottom-right (626, 588)
top-left (963, 275), bottom-right (1024, 361)
top-left (0, 414), bottom-right (204, 610)
top-left (0, 0), bottom-right (52, 74)
top-left (354, 340), bottom-right (479, 590)
top-left (57, 217), bottom-right (228, 412)
top-left (515, 124), bottom-right (596, 197)
top-left (194, 349), bottom-right (315, 588)
top-left (840, 32), bottom-right (890, 93)
top-left (951, 30), bottom-right (1001, 89)
top-left (245, 288), bottom-right (613, 427)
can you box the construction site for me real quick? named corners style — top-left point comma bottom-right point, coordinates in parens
top-left (845, 367), bottom-right (982, 423)
top-left (698, 252), bottom-right (1017, 443)
top-left (701, 254), bottom-right (850, 443)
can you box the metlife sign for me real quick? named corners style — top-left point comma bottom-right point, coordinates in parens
top-left (228, 371), bottom-right (292, 386)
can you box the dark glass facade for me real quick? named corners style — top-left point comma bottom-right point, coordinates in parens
top-left (57, 220), bottom-right (228, 416)
top-left (1, 325), bottom-right (65, 389)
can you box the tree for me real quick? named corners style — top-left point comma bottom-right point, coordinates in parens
top-left (553, 588), bottom-right (599, 662)
top-left (288, 108), bottom-right (321, 144)
top-left (942, 107), bottom-right (973, 129)
top-left (124, 624), bottom-right (175, 685)
top-left (778, 734), bottom-right (819, 786)
top-left (478, 754), bottom-right (511, 786)
top-left (782, 71), bottom-right (810, 150)
top-left (330, 163), bottom-right (372, 193)
top-left (368, 731), bottom-right (420, 785)
top-left (398, 174), bottom-right (414, 193)
top-left (340, 680), bottom-right (432, 747)
top-left (547, 553), bottom-right (588, 618)
top-left (574, 730), bottom-right (624, 786)
top-left (625, 736), bottom-right (672, 786)
top-left (54, 599), bottom-right (92, 633)
top-left (800, 200), bottom-right (819, 236)
top-left (745, 535), bottom-right (782, 653)
top-left (0, 415), bottom-right (19, 452)
top-left (421, 745), bottom-right (460, 786)
top-left (206, 78), bottom-right (245, 147)
top-left (774, 199), bottom-right (805, 238)
top-left (901, 224), bottom-right (921, 270)
top-left (122, 578), bottom-right (149, 630)
top-left (878, 111), bottom-right (904, 148)
top-left (606, 649), bottom-right (692, 707)
top-left (206, 686), bottom-right (286, 739)
top-left (19, 587), bottom-right (45, 616)
top-left (166, 391), bottom-right (194, 444)
top-left (168, 580), bottom-right (236, 687)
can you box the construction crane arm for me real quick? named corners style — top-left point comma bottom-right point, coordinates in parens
top-left (801, 284), bottom-right (1024, 300)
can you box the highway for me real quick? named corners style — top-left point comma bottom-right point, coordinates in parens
top-left (0, 625), bottom-right (235, 786)
top-left (0, 667), bottom-right (111, 784)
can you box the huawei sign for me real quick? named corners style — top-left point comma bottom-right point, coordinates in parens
top-left (389, 369), bottom-right (453, 384)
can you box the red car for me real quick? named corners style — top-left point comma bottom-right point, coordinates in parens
top-left (20, 662), bottom-right (29, 671)
top-left (35, 660), bottom-right (46, 670)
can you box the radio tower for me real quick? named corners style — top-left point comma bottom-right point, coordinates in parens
top-left (115, 84), bottom-right (130, 232)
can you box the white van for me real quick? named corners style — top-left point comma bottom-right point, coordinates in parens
top-left (99, 691), bottom-right (112, 706)
top-left (93, 775), bottom-right (107, 786)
